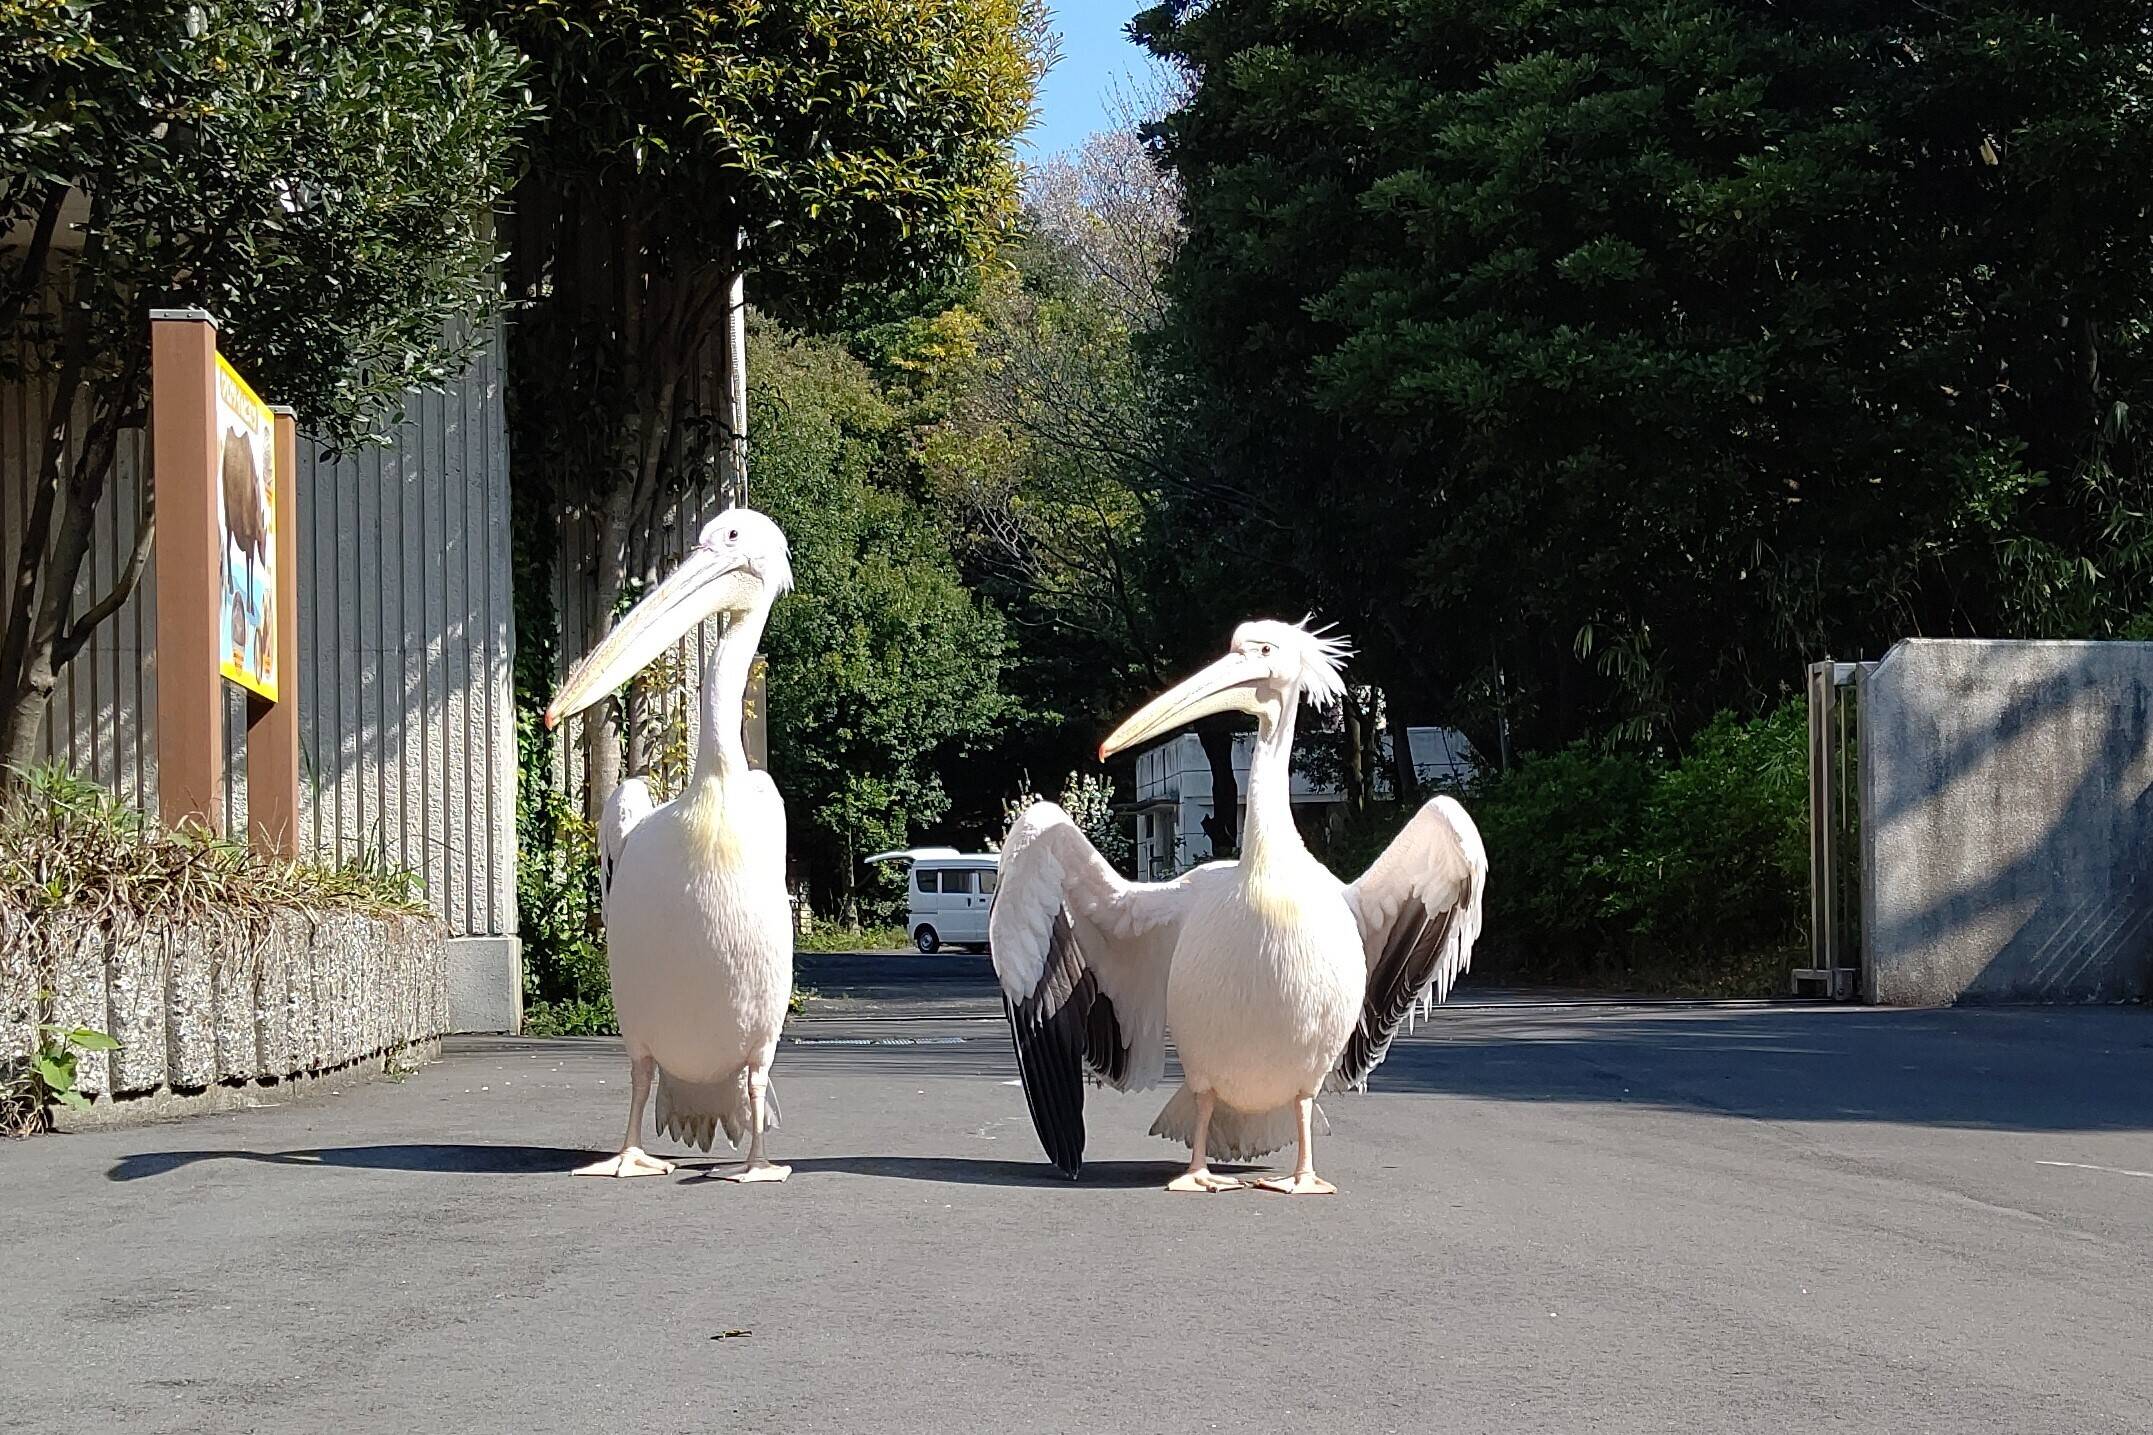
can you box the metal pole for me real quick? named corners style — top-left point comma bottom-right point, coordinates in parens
top-left (722, 253), bottom-right (767, 771)
top-left (719, 252), bottom-right (748, 509)
top-left (1807, 660), bottom-right (1836, 979)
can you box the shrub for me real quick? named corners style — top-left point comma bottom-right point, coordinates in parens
top-left (1472, 703), bottom-right (1808, 993)
top-left (1469, 745), bottom-right (1656, 976)
top-left (1605, 706), bottom-right (1808, 966)
top-left (1317, 702), bottom-right (1809, 997)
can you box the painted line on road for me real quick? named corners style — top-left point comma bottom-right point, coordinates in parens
top-left (2035, 1160), bottom-right (2153, 1181)
top-left (788, 1036), bottom-right (969, 1047)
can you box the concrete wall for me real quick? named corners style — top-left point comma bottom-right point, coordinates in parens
top-left (0, 904), bottom-right (448, 1111)
top-left (2, 318), bottom-right (519, 1031)
top-left (1860, 639), bottom-right (2153, 1005)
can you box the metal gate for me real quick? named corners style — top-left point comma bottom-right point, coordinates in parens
top-left (1794, 660), bottom-right (1873, 1000)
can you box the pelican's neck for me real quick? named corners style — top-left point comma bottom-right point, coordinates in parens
top-left (1241, 692), bottom-right (1307, 871)
top-left (691, 598), bottom-right (769, 791)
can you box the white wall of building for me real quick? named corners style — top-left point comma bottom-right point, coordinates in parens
top-left (1128, 725), bottom-right (1477, 880)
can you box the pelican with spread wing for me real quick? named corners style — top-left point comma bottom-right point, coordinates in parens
top-left (990, 620), bottom-right (1487, 1193)
top-left (543, 508), bottom-right (796, 1183)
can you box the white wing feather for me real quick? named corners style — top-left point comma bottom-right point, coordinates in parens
top-left (1334, 794), bottom-right (1488, 1089)
top-left (990, 802), bottom-right (1212, 1175)
top-left (599, 777), bottom-right (658, 905)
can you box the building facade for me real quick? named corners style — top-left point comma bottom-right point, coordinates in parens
top-left (1128, 726), bottom-right (1478, 880)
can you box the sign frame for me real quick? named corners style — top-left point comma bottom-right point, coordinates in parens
top-left (150, 309), bottom-right (300, 855)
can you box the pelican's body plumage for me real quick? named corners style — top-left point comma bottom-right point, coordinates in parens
top-left (603, 772), bottom-right (792, 1149)
top-left (991, 618), bottom-right (1488, 1192)
top-left (1162, 859), bottom-right (1360, 1138)
top-left (545, 507), bottom-right (798, 1181)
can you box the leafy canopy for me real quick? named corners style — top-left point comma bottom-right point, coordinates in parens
top-left (0, 0), bottom-right (530, 446)
top-left (749, 321), bottom-right (1016, 912)
top-left (492, 0), bottom-right (1049, 314)
top-left (1138, 0), bottom-right (2153, 745)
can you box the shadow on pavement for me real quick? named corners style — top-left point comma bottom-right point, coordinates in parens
top-left (108, 1143), bottom-right (588, 1181)
top-left (106, 1144), bottom-right (1230, 1190)
top-left (1361, 1005), bottom-right (2153, 1132)
top-left (697, 1155), bottom-right (1227, 1189)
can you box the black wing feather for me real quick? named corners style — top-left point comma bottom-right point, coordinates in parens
top-left (1003, 909), bottom-right (1125, 1178)
top-left (1333, 897), bottom-right (1457, 1091)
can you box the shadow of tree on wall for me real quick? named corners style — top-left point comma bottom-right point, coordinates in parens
top-left (1863, 642), bottom-right (2153, 1004)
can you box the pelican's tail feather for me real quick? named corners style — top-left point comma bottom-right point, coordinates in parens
top-left (655, 1069), bottom-right (767, 1152)
top-left (1148, 1083), bottom-right (1319, 1162)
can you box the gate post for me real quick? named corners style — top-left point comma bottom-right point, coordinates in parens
top-left (1795, 660), bottom-right (1872, 999)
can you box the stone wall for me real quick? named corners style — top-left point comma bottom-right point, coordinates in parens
top-left (1, 907), bottom-right (447, 1108)
top-left (1859, 639), bottom-right (2153, 1005)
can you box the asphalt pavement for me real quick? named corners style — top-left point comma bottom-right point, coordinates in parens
top-left (3, 953), bottom-right (2151, 1434)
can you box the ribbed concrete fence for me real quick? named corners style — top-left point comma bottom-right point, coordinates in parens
top-left (2, 906), bottom-right (447, 1115)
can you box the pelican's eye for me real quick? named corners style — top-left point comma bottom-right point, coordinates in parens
top-left (726, 527), bottom-right (740, 545)
top-left (1257, 643), bottom-right (1274, 658)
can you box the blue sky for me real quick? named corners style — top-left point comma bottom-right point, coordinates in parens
top-left (1027, 4), bottom-right (1154, 158)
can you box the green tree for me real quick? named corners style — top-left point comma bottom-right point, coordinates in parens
top-left (1137, 1), bottom-right (2153, 748)
top-left (916, 117), bottom-right (1275, 851)
top-left (749, 322), bottom-right (1015, 917)
top-left (0, 0), bottom-right (527, 779)
top-left (491, 0), bottom-right (1049, 821)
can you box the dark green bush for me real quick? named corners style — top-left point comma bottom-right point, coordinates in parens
top-left (1468, 745), bottom-right (1656, 975)
top-left (1315, 702), bottom-right (1808, 997)
top-left (1603, 706), bottom-right (1808, 963)
top-left (1478, 702), bottom-right (1807, 994)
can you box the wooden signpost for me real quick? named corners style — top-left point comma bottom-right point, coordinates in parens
top-left (149, 309), bottom-right (300, 855)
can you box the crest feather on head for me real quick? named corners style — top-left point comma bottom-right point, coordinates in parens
top-left (1294, 616), bottom-right (1353, 711)
top-left (1238, 615), bottom-right (1354, 710)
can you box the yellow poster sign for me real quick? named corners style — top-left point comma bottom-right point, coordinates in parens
top-left (214, 355), bottom-right (277, 701)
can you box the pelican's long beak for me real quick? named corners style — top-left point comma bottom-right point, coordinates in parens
top-left (1098, 651), bottom-right (1266, 760)
top-left (543, 548), bottom-right (743, 730)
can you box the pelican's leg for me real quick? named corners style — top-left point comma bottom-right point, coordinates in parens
top-left (1255, 1095), bottom-right (1336, 1195)
top-left (1165, 1088), bottom-right (1244, 1192)
top-left (718, 1059), bottom-right (790, 1184)
top-left (574, 1051), bottom-right (676, 1178)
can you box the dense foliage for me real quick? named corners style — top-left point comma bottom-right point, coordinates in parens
top-left (751, 323), bottom-right (1017, 918)
top-left (1136, 0), bottom-right (2153, 750)
top-left (1474, 705), bottom-right (1808, 991)
top-left (1309, 705), bottom-right (1809, 995)
top-left (0, 0), bottom-right (528, 773)
top-left (493, 0), bottom-right (1049, 825)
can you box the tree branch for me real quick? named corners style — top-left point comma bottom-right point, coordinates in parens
top-left (0, 181), bottom-right (68, 336)
top-left (55, 479), bottom-right (155, 668)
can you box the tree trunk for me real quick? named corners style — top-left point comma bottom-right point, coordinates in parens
top-left (1195, 715), bottom-right (1240, 859)
top-left (1342, 687), bottom-right (1367, 814)
top-left (1383, 686), bottom-right (1420, 807)
top-left (0, 381), bottom-right (133, 784)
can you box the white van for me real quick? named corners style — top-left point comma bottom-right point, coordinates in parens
top-left (866, 847), bottom-right (1000, 953)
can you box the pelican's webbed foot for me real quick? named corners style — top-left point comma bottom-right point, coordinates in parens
top-left (575, 1146), bottom-right (677, 1178)
top-left (1165, 1168), bottom-right (1245, 1193)
top-left (717, 1161), bottom-right (792, 1183)
top-left (1254, 1171), bottom-right (1337, 1196)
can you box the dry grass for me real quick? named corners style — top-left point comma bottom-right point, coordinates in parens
top-left (0, 766), bottom-right (426, 927)
top-left (1, 766), bottom-right (429, 1135)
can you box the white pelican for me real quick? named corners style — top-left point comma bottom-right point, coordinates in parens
top-left (543, 508), bottom-right (796, 1182)
top-left (990, 619), bottom-right (1487, 1193)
